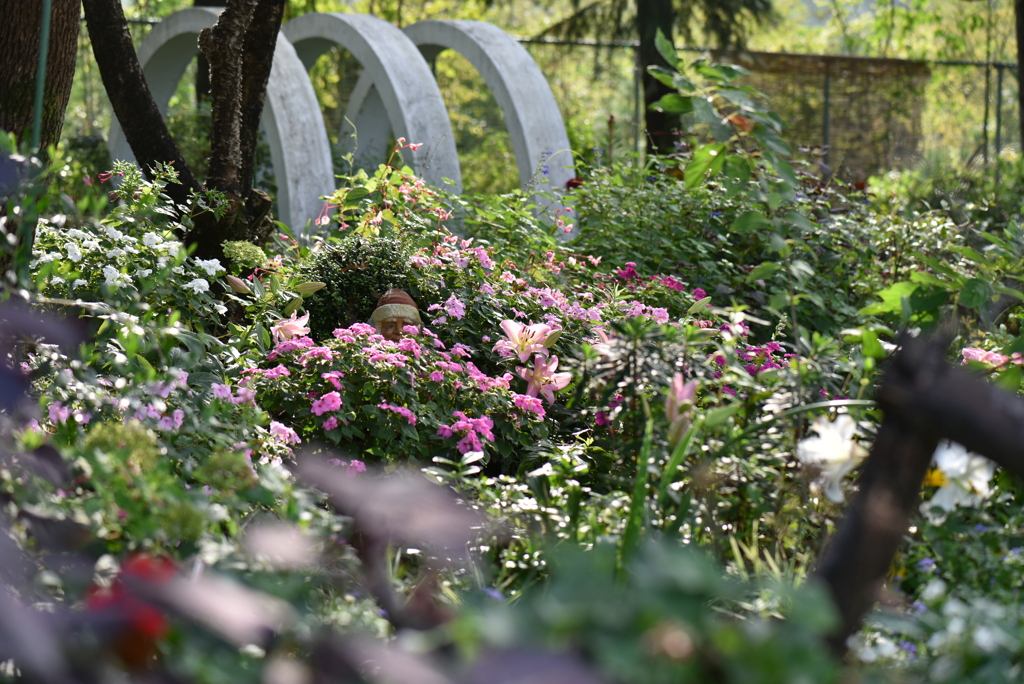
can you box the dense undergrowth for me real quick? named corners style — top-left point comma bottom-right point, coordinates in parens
top-left (5, 48), bottom-right (1024, 684)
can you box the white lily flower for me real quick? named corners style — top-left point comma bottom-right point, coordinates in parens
top-left (796, 414), bottom-right (867, 503)
top-left (921, 441), bottom-right (996, 523)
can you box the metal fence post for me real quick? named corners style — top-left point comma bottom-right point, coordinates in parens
top-left (823, 65), bottom-right (831, 167)
top-left (996, 64), bottom-right (1003, 187)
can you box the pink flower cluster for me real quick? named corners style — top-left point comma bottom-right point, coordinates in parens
top-left (212, 383), bottom-right (257, 405)
top-left (437, 411), bottom-right (495, 454)
top-left (312, 391), bottom-right (342, 416)
top-left (267, 335), bottom-right (314, 361)
top-left (962, 347), bottom-right (1022, 367)
top-left (378, 402), bottom-right (418, 426)
top-left (512, 393), bottom-right (546, 418)
top-left (327, 457), bottom-right (366, 477)
top-left (619, 300), bottom-right (670, 324)
top-left (269, 420), bottom-right (301, 445)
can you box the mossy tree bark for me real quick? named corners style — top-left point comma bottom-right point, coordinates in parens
top-left (0, 0), bottom-right (81, 151)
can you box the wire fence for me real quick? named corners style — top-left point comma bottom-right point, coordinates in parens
top-left (63, 19), bottom-right (1022, 192)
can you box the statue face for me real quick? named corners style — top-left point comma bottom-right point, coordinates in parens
top-left (377, 316), bottom-right (416, 342)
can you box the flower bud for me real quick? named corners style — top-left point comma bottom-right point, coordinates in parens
top-left (294, 281), bottom-right (326, 295)
top-left (225, 275), bottom-right (252, 294)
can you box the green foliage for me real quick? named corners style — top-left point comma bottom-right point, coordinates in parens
top-left (222, 240), bottom-right (268, 272)
top-left (299, 235), bottom-right (416, 340)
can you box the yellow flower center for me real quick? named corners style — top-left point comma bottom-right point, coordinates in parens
top-left (923, 467), bottom-right (949, 488)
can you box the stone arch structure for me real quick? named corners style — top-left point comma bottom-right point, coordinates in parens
top-left (344, 19), bottom-right (576, 222)
top-left (107, 7), bottom-right (334, 232)
top-left (282, 13), bottom-right (462, 194)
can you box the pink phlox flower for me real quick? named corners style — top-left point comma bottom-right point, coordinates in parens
top-left (346, 322), bottom-right (378, 337)
top-left (622, 301), bottom-right (646, 317)
top-left (516, 354), bottom-right (572, 405)
top-left (299, 347), bottom-right (335, 366)
top-left (212, 383), bottom-right (233, 400)
top-left (321, 371), bottom-right (345, 390)
top-left (267, 335), bottom-right (314, 360)
top-left (444, 294), bottom-right (466, 320)
top-left (719, 321), bottom-right (751, 337)
top-left (437, 411), bottom-right (495, 453)
top-left (145, 403), bottom-right (164, 420)
top-left (480, 282), bottom-right (496, 295)
top-left (232, 387), bottom-right (257, 406)
top-left (962, 347), bottom-right (1013, 366)
top-left (364, 349), bottom-right (408, 367)
top-left (693, 287), bottom-right (708, 300)
top-left (402, 325), bottom-right (420, 335)
top-left (512, 393), bottom-right (546, 418)
top-left (492, 319), bottom-right (553, 362)
top-left (454, 255), bottom-right (471, 269)
top-left (566, 304), bottom-right (591, 321)
top-left (270, 420), bottom-right (301, 445)
top-left (616, 262), bottom-right (640, 281)
top-left (430, 370), bottom-right (445, 382)
top-left (334, 333), bottom-right (356, 344)
top-left (658, 275), bottom-right (687, 291)
top-left (271, 311), bottom-right (311, 344)
top-left (157, 408), bottom-right (185, 431)
top-left (323, 416), bottom-right (339, 430)
top-left (48, 402), bottom-right (71, 424)
top-left (311, 391), bottom-right (342, 416)
top-left (378, 402), bottom-right (418, 426)
top-left (397, 337), bottom-right (422, 359)
top-left (432, 337), bottom-right (446, 349)
top-left (474, 247), bottom-right (494, 270)
top-left (665, 373), bottom-right (697, 423)
top-left (451, 343), bottom-right (472, 358)
top-left (651, 307), bottom-right (670, 324)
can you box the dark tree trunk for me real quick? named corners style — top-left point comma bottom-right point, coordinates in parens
top-left (0, 0), bottom-right (81, 150)
top-left (82, 0), bottom-right (201, 209)
top-left (1017, 0), bottom-right (1024, 149)
top-left (636, 0), bottom-right (677, 154)
top-left (84, 0), bottom-right (284, 263)
top-left (237, 0), bottom-right (286, 195)
top-left (194, 0), bottom-right (223, 104)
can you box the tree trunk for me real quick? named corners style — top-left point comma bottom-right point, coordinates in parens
top-left (82, 0), bottom-right (201, 209)
top-left (1017, 0), bottom-right (1024, 148)
top-left (238, 0), bottom-right (286, 196)
top-left (0, 0), bottom-right (81, 150)
top-left (636, 0), bottom-right (677, 154)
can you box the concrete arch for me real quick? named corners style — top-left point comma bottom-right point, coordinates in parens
top-left (282, 13), bottom-right (462, 194)
top-left (345, 19), bottom-right (576, 226)
top-left (107, 7), bottom-right (334, 233)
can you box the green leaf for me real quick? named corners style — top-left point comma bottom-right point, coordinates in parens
top-left (704, 403), bottom-right (741, 429)
top-left (721, 155), bottom-right (752, 198)
top-left (861, 329), bottom-right (885, 359)
top-left (859, 281), bottom-right (918, 316)
top-left (959, 278), bottom-right (994, 309)
top-left (654, 28), bottom-right (679, 69)
top-left (620, 414), bottom-right (654, 565)
top-left (747, 261), bottom-right (779, 282)
top-left (731, 210), bottom-right (769, 233)
top-left (652, 93), bottom-right (694, 115)
top-left (773, 157), bottom-right (798, 188)
top-left (688, 296), bottom-right (712, 314)
top-left (684, 143), bottom-right (726, 188)
top-left (996, 365), bottom-right (1022, 392)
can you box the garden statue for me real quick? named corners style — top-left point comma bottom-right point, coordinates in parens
top-left (370, 289), bottom-right (422, 341)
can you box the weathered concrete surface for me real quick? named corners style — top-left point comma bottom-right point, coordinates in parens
top-left (283, 12), bottom-right (462, 195)
top-left (107, 7), bottom-right (334, 233)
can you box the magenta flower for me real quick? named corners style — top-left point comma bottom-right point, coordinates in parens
top-left (430, 370), bottom-right (445, 382)
top-left (378, 402), bottom-right (418, 426)
top-left (693, 287), bottom-right (708, 301)
top-left (311, 391), bottom-right (342, 416)
top-left (212, 383), bottom-right (233, 400)
top-left (271, 311), bottom-right (310, 343)
top-left (517, 354), bottom-right (572, 405)
top-left (512, 393), bottom-right (546, 418)
top-left (492, 319), bottom-right (553, 362)
top-left (323, 416), bottom-right (339, 430)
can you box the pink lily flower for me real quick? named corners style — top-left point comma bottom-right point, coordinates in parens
top-left (492, 319), bottom-right (553, 362)
top-left (517, 354), bottom-right (572, 405)
top-left (271, 311), bottom-right (310, 343)
top-left (665, 372), bottom-right (697, 423)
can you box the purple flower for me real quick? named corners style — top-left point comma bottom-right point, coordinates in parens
top-left (48, 402), bottom-right (71, 424)
top-left (693, 287), bottom-right (708, 301)
top-left (212, 383), bottom-right (233, 400)
top-left (917, 558), bottom-right (936, 570)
